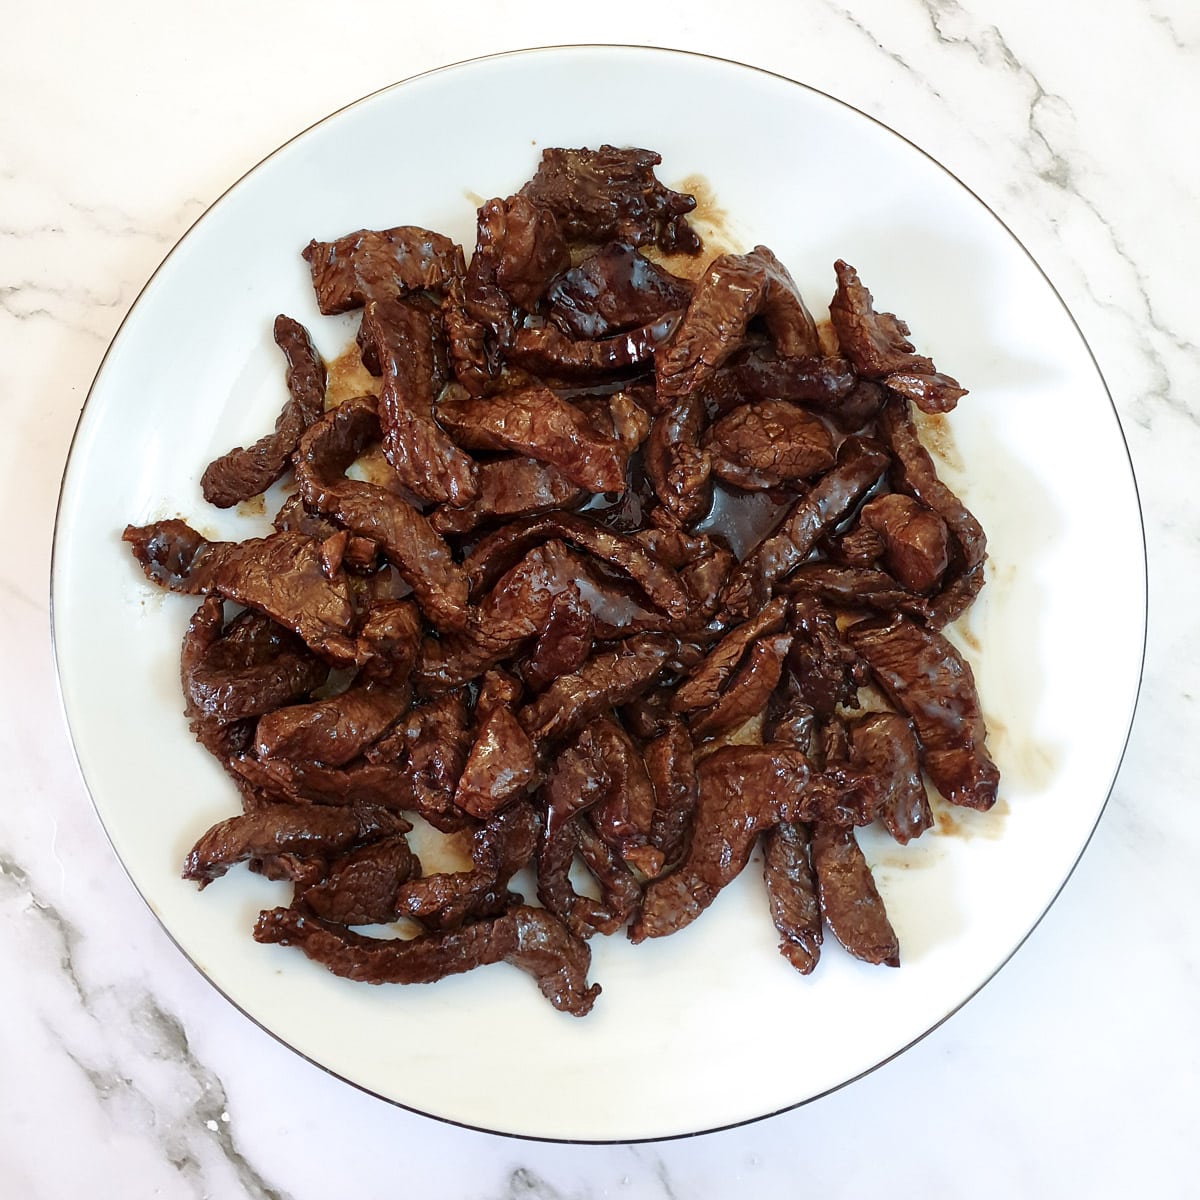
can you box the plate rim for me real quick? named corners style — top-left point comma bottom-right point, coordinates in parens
top-left (49, 42), bottom-right (1149, 1144)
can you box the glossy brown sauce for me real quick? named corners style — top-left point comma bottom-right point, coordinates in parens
top-left (693, 481), bottom-right (793, 561)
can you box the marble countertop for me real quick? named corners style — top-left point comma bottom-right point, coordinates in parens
top-left (3, 1), bottom-right (1196, 1195)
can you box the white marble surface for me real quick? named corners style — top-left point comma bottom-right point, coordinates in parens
top-left (2, 1), bottom-right (1196, 1195)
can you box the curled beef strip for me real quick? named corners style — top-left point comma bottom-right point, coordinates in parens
top-left (829, 259), bottom-right (966, 413)
top-left (848, 711), bottom-right (932, 844)
top-left (877, 394), bottom-right (986, 627)
top-left (848, 614), bottom-right (999, 810)
top-left (201, 315), bottom-right (328, 508)
top-left (453, 701), bottom-right (538, 819)
top-left (762, 821), bottom-right (822, 975)
top-left (644, 392), bottom-right (712, 525)
top-left (810, 822), bottom-right (900, 967)
top-left (518, 632), bottom-right (675, 747)
top-left (704, 400), bottom-right (835, 491)
top-left (858, 492), bottom-right (951, 594)
top-left (519, 145), bottom-right (701, 254)
top-left (367, 689), bottom-right (472, 832)
top-left (302, 225), bottom-right (463, 315)
top-left (778, 564), bottom-right (933, 620)
top-left (701, 351), bottom-right (858, 419)
top-left (575, 817), bottom-right (643, 930)
top-left (506, 313), bottom-right (680, 383)
top-left (254, 903), bottom-right (600, 1016)
top-left (521, 583), bottom-right (595, 692)
top-left (394, 799), bottom-right (539, 932)
top-left (786, 593), bottom-right (868, 720)
top-left (689, 631), bottom-right (793, 739)
top-left (586, 720), bottom-right (663, 878)
top-left (228, 755), bottom-right (415, 810)
top-left (657, 246), bottom-right (822, 404)
top-left (294, 396), bottom-right (469, 632)
top-left (183, 803), bottom-right (409, 887)
top-left (181, 598), bottom-right (328, 760)
top-left (436, 384), bottom-right (636, 494)
top-left (357, 297), bottom-right (477, 506)
top-left (123, 521), bottom-right (359, 665)
top-left (429, 457), bottom-right (587, 536)
top-left (720, 436), bottom-right (891, 620)
top-left (295, 835), bottom-right (421, 926)
top-left (253, 677), bottom-right (411, 768)
top-left (464, 512), bottom-right (690, 622)
top-left (547, 241), bottom-right (694, 338)
top-left (642, 717), bottom-right (699, 873)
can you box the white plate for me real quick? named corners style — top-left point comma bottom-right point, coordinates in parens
top-left (52, 46), bottom-right (1146, 1141)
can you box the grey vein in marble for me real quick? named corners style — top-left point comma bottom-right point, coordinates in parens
top-left (0, 853), bottom-right (290, 1200)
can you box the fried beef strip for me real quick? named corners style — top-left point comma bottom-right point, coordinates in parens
top-left (657, 246), bottom-right (822, 405)
top-left (642, 717), bottom-right (699, 873)
top-left (877, 394), bottom-right (986, 627)
top-left (507, 313), bottom-right (680, 383)
top-left (429, 457), bottom-right (588, 536)
top-left (644, 393), bottom-right (713, 525)
top-left (201, 315), bottom-right (328, 508)
top-left (519, 145), bottom-right (701, 254)
top-left (123, 521), bottom-right (360, 665)
top-left (704, 400), bottom-right (836, 491)
top-left (294, 396), bottom-right (469, 631)
top-left (848, 614), bottom-right (999, 810)
top-left (436, 384), bottom-right (636, 493)
top-left (183, 803), bottom-right (409, 887)
top-left (453, 699), bottom-right (538, 819)
top-left (227, 755), bottom-right (416, 810)
top-left (254, 904), bottom-right (600, 1016)
top-left (829, 259), bottom-right (966, 413)
top-left (786, 593), bottom-right (868, 720)
top-left (302, 225), bottom-right (463, 315)
top-left (520, 583), bottom-right (595, 692)
top-left (517, 633), bottom-right (676, 747)
top-left (688, 631), bottom-right (793, 739)
top-left (810, 822), bottom-right (900, 967)
top-left (857, 492), bottom-right (951, 594)
top-left (701, 351), bottom-right (858, 419)
top-left (295, 835), bottom-right (421, 926)
top-left (762, 821), bottom-right (822, 974)
top-left (547, 241), bottom-right (694, 338)
top-left (356, 297), bottom-right (477, 506)
top-left (778, 563), bottom-right (933, 620)
top-left (848, 711), bottom-right (932, 844)
top-left (720, 436), bottom-right (891, 620)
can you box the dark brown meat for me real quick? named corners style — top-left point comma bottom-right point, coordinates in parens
top-left (517, 633), bottom-right (675, 747)
top-left (394, 800), bottom-right (539, 931)
top-left (778, 563), bottom-right (933, 620)
top-left (689, 631), bottom-right (793, 739)
top-left (847, 614), bottom-right (999, 810)
top-left (644, 393), bottom-right (712, 525)
top-left (858, 492), bottom-right (951, 594)
top-left (810, 822), bottom-right (900, 967)
top-left (201, 315), bottom-right (328, 508)
top-left (253, 904), bottom-right (600, 1016)
top-left (705, 400), bottom-right (835, 491)
top-left (672, 595), bottom-right (790, 714)
top-left (464, 512), bottom-right (690, 622)
top-left (429, 458), bottom-right (587, 536)
top-left (631, 745), bottom-right (813, 941)
top-left (547, 241), bottom-right (694, 338)
top-left (293, 396), bottom-right (469, 632)
top-left (367, 690), bottom-right (473, 831)
top-left (436, 384), bottom-right (635, 493)
top-left (701, 351), bottom-right (857, 419)
top-left (253, 678), bottom-right (411, 768)
top-left (123, 521), bottom-right (359, 665)
top-left (357, 297), bottom-right (477, 506)
top-left (506, 313), bottom-right (680, 383)
top-left (719, 436), bottom-right (891, 620)
top-left (475, 194), bottom-right (571, 313)
top-left (762, 822), bottom-right (822, 974)
top-left (575, 817), bottom-right (644, 930)
top-left (786, 593), bottom-right (867, 720)
top-left (877, 394), bottom-right (986, 627)
top-left (519, 145), bottom-right (700, 254)
top-left (586, 720), bottom-right (663, 878)
top-left (643, 718), bottom-right (698, 873)
top-left (848, 712), bottom-right (932, 844)
top-left (829, 260), bottom-right (966, 413)
top-left (302, 226), bottom-right (463, 314)
top-left (295, 835), bottom-right (421, 926)
top-left (181, 598), bottom-right (327, 759)
top-left (183, 803), bottom-right (408, 887)
top-left (227, 755), bottom-right (416, 810)
top-left (453, 704), bottom-right (538, 819)
top-left (521, 583), bottom-right (595, 692)
top-left (657, 247), bottom-right (822, 404)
